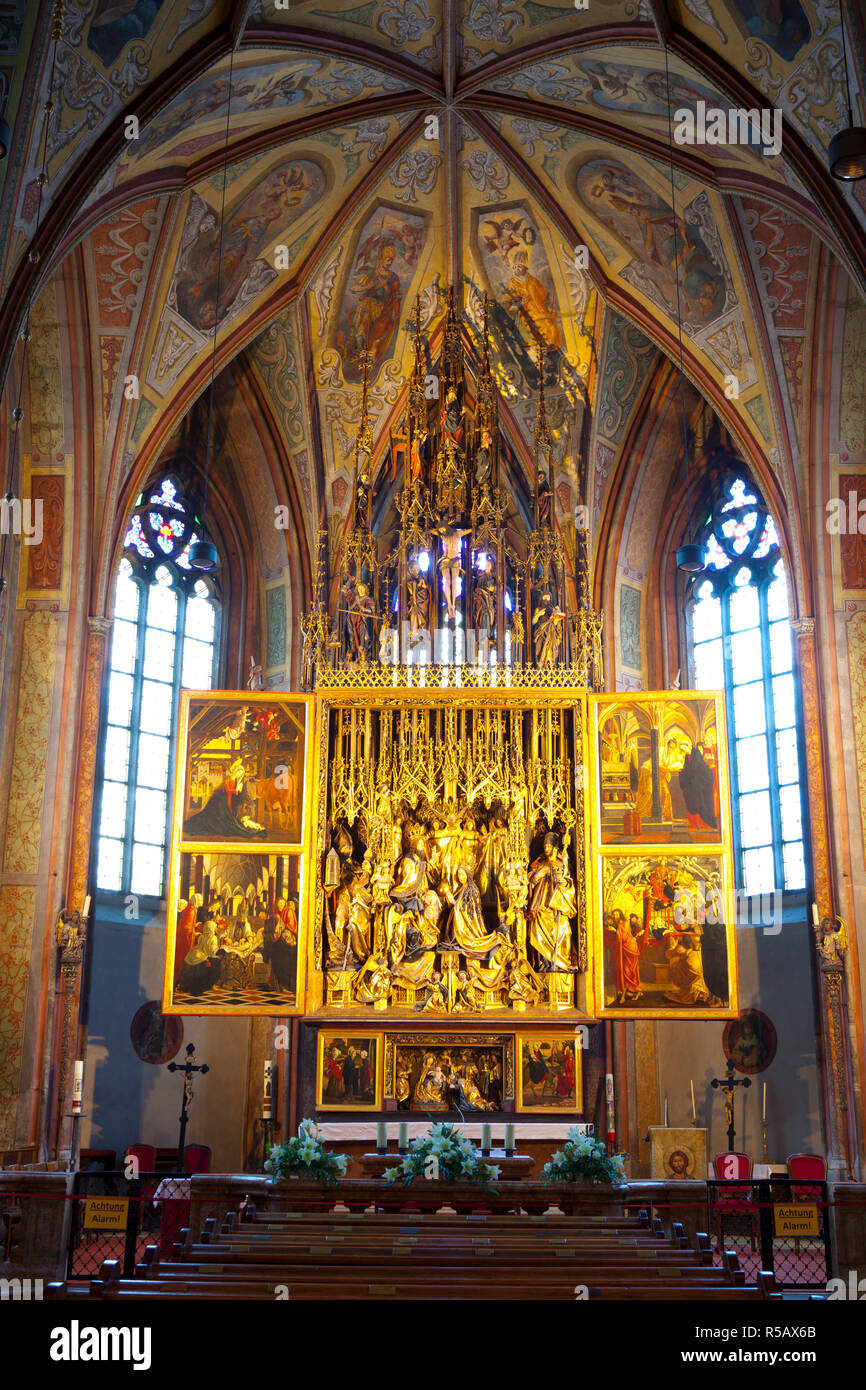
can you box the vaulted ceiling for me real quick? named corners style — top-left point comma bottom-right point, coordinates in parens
top-left (1, 0), bottom-right (864, 618)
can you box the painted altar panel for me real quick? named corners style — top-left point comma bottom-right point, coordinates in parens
top-left (593, 850), bottom-right (737, 1019)
top-left (589, 692), bottom-right (736, 1019)
top-left (517, 1034), bottom-right (582, 1113)
top-left (316, 1032), bottom-right (382, 1110)
top-left (162, 691), bottom-right (315, 1015)
top-left (174, 692), bottom-right (312, 851)
top-left (589, 692), bottom-right (730, 847)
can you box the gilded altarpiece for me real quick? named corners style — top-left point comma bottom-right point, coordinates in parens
top-left (307, 685), bottom-right (591, 1023)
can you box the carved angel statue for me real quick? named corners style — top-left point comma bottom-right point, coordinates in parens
top-left (816, 916), bottom-right (848, 967)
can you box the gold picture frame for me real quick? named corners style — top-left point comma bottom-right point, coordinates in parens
top-left (162, 691), bottom-right (315, 1015)
top-left (315, 1031), bottom-right (383, 1110)
top-left (588, 691), bottom-right (738, 1020)
top-left (593, 850), bottom-right (738, 1019)
top-left (516, 1033), bottom-right (583, 1113)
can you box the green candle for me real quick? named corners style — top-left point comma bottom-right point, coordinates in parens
top-left (505, 1123), bottom-right (515, 1152)
top-left (398, 1122), bottom-right (409, 1151)
top-left (376, 1122), bottom-right (387, 1152)
top-left (481, 1123), bottom-right (492, 1151)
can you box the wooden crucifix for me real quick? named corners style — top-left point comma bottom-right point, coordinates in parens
top-left (167, 1043), bottom-right (209, 1171)
top-left (711, 1058), bottom-right (751, 1152)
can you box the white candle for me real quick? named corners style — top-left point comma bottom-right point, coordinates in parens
top-left (811, 902), bottom-right (819, 927)
top-left (72, 1060), bottom-right (84, 1116)
top-left (263, 1060), bottom-right (273, 1120)
top-left (398, 1122), bottom-right (409, 1151)
top-left (763, 1082), bottom-right (766, 1122)
top-left (376, 1122), bottom-right (387, 1152)
top-left (504, 1123), bottom-right (515, 1152)
top-left (664, 1095), bottom-right (669, 1127)
top-left (82, 895), bottom-right (91, 919)
top-left (690, 1080), bottom-right (696, 1121)
top-left (481, 1123), bottom-right (492, 1151)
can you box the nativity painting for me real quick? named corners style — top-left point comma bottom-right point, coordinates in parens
top-left (177, 693), bottom-right (310, 849)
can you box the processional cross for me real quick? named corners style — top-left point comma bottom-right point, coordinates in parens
top-left (711, 1058), bottom-right (751, 1152)
top-left (167, 1043), bottom-right (209, 1171)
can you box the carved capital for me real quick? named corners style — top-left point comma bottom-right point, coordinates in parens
top-left (87, 616), bottom-right (112, 638)
top-left (790, 617), bottom-right (815, 639)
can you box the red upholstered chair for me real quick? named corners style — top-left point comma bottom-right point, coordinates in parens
top-left (786, 1152), bottom-right (827, 1196)
top-left (124, 1144), bottom-right (156, 1175)
top-left (786, 1153), bottom-right (827, 1256)
top-left (183, 1145), bottom-right (211, 1174)
top-left (712, 1152), bottom-right (758, 1252)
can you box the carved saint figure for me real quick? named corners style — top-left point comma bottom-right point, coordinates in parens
top-left (344, 577), bottom-right (376, 661)
top-left (440, 866), bottom-right (502, 958)
top-left (527, 833), bottom-right (576, 971)
top-left (532, 592), bottom-right (564, 666)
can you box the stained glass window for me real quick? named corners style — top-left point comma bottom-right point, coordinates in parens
top-left (96, 478), bottom-right (219, 900)
top-left (688, 472), bottom-right (807, 895)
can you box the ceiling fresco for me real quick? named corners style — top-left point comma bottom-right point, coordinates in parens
top-left (0, 0), bottom-right (863, 617)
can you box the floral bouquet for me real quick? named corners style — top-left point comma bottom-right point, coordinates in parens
top-left (264, 1118), bottom-right (349, 1185)
top-left (541, 1127), bottom-right (627, 1186)
top-left (384, 1122), bottom-right (500, 1189)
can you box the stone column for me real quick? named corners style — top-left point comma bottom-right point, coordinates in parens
top-left (792, 618), bottom-right (856, 1177)
top-left (48, 616), bottom-right (111, 1158)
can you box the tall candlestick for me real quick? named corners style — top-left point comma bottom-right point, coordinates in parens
top-left (72, 1060), bottom-right (84, 1116)
top-left (690, 1079), bottom-right (696, 1122)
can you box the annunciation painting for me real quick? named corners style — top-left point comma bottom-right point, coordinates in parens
top-left (384, 1035), bottom-right (515, 1112)
top-left (316, 1033), bottom-right (381, 1110)
top-left (595, 853), bottom-right (736, 1018)
top-left (517, 1035), bottom-right (582, 1112)
top-left (175, 692), bottom-right (312, 849)
top-left (591, 693), bottom-right (729, 845)
top-left (164, 849), bottom-right (306, 1014)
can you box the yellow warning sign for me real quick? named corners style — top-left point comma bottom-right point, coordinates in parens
top-left (773, 1203), bottom-right (819, 1238)
top-left (83, 1197), bottom-right (128, 1230)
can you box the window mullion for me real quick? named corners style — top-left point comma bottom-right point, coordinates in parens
top-left (123, 577), bottom-right (148, 894)
top-left (160, 584), bottom-right (189, 897)
top-left (758, 580), bottom-right (784, 888)
top-left (720, 575), bottom-right (743, 882)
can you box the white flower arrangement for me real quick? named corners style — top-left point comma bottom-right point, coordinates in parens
top-left (541, 1126), bottom-right (626, 1185)
top-left (384, 1122), bottom-right (500, 1189)
top-left (264, 1118), bottom-right (349, 1185)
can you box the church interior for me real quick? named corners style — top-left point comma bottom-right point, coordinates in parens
top-left (1, 0), bottom-right (866, 1316)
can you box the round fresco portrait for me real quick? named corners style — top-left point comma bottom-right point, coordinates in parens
top-left (723, 1009), bottom-right (777, 1075)
top-left (130, 1000), bottom-right (184, 1066)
